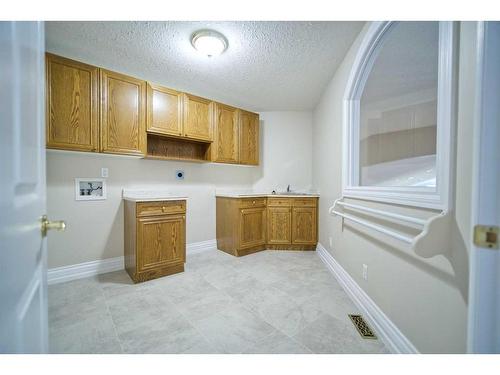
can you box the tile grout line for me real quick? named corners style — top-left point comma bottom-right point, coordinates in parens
top-left (176, 302), bottom-right (223, 354)
top-left (199, 250), bottom-right (324, 353)
top-left (100, 284), bottom-right (126, 354)
top-left (181, 317), bottom-right (222, 354)
top-left (199, 265), bottom-right (311, 354)
top-left (164, 281), bottom-right (225, 354)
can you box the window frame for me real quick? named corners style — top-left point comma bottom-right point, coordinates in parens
top-left (342, 21), bottom-right (456, 210)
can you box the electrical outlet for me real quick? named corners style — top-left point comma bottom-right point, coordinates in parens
top-left (362, 264), bottom-right (368, 280)
top-left (101, 167), bottom-right (109, 178)
top-left (328, 236), bottom-right (333, 249)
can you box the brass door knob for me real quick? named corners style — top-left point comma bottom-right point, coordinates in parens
top-left (41, 215), bottom-right (66, 237)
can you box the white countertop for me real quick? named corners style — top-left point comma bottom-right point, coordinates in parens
top-left (215, 189), bottom-right (319, 198)
top-left (122, 189), bottom-right (187, 202)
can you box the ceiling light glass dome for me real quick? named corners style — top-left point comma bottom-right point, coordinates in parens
top-left (191, 30), bottom-right (228, 57)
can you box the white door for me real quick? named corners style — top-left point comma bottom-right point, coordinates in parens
top-left (0, 21), bottom-right (49, 353)
top-left (467, 21), bottom-right (500, 353)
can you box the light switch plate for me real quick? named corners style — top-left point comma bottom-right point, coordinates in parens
top-left (101, 168), bottom-right (109, 178)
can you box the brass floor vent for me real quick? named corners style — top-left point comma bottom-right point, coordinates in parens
top-left (348, 314), bottom-right (377, 339)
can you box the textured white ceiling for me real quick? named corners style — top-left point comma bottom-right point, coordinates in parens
top-left (46, 21), bottom-right (364, 111)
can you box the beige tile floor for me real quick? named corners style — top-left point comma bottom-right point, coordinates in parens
top-left (48, 249), bottom-right (388, 354)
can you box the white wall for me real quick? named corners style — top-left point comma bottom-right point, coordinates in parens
top-left (312, 22), bottom-right (475, 353)
top-left (46, 111), bottom-right (313, 269)
top-left (253, 112), bottom-right (313, 193)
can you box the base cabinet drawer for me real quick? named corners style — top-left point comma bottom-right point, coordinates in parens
top-left (239, 198), bottom-right (267, 208)
top-left (125, 200), bottom-right (186, 283)
top-left (137, 200), bottom-right (186, 217)
top-left (293, 198), bottom-right (317, 207)
top-left (267, 198), bottom-right (292, 207)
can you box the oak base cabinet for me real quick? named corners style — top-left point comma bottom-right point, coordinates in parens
top-left (216, 196), bottom-right (318, 256)
top-left (216, 197), bottom-right (267, 257)
top-left (124, 200), bottom-right (186, 283)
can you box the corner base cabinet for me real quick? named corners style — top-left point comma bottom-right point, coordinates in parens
top-left (124, 200), bottom-right (186, 283)
top-left (216, 196), bottom-right (318, 256)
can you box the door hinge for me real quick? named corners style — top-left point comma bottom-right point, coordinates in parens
top-left (473, 225), bottom-right (499, 249)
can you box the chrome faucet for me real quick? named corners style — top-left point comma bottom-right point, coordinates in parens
top-left (287, 184), bottom-right (291, 193)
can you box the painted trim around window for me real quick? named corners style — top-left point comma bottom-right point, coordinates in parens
top-left (342, 22), bottom-right (456, 210)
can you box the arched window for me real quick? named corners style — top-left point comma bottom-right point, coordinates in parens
top-left (342, 22), bottom-right (456, 209)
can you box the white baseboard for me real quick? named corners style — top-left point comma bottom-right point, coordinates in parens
top-left (48, 239), bottom-right (218, 285)
top-left (187, 239), bottom-right (217, 255)
top-left (316, 243), bottom-right (419, 354)
top-left (47, 256), bottom-right (124, 285)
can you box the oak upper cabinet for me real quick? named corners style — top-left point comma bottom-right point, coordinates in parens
top-left (125, 200), bottom-right (186, 283)
top-left (211, 103), bottom-right (239, 163)
top-left (146, 83), bottom-right (183, 137)
top-left (291, 200), bottom-right (317, 245)
top-left (100, 69), bottom-right (146, 156)
top-left (46, 54), bottom-right (99, 151)
top-left (46, 54), bottom-right (259, 163)
top-left (239, 110), bottom-right (259, 165)
top-left (182, 93), bottom-right (213, 142)
top-left (239, 207), bottom-right (267, 250)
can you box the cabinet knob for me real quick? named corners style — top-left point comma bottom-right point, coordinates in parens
top-left (252, 200), bottom-right (256, 204)
top-left (162, 206), bottom-right (167, 212)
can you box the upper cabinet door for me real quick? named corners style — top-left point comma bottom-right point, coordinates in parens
top-left (182, 93), bottom-right (213, 142)
top-left (46, 54), bottom-right (99, 152)
top-left (212, 103), bottom-right (239, 163)
top-left (239, 110), bottom-right (259, 165)
top-left (147, 83), bottom-right (183, 137)
top-left (100, 69), bottom-right (146, 156)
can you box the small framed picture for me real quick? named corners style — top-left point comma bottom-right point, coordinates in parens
top-left (75, 178), bottom-right (107, 201)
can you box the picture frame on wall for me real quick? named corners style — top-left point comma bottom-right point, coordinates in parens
top-left (75, 178), bottom-right (107, 201)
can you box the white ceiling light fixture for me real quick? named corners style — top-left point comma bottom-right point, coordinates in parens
top-left (191, 29), bottom-right (228, 57)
